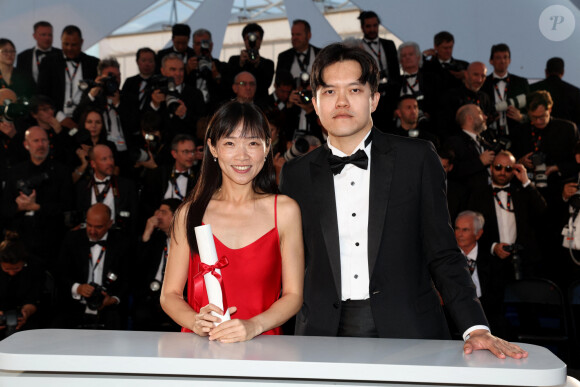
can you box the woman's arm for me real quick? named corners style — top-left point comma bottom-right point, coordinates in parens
top-left (160, 205), bottom-right (221, 335)
top-left (209, 194), bottom-right (304, 342)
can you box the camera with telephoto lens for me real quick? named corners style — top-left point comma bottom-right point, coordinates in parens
top-left (78, 72), bottom-right (119, 97)
top-left (197, 39), bottom-right (213, 76)
top-left (0, 98), bottom-right (30, 122)
top-left (284, 131), bottom-right (311, 161)
top-left (146, 75), bottom-right (181, 114)
top-left (495, 93), bottom-right (526, 113)
top-left (84, 272), bottom-right (117, 310)
top-left (502, 243), bottom-right (524, 280)
top-left (480, 133), bottom-right (512, 153)
top-left (247, 32), bottom-right (259, 61)
top-left (530, 152), bottom-right (548, 188)
top-left (16, 173), bottom-right (50, 196)
top-left (0, 309), bottom-right (22, 338)
top-left (131, 131), bottom-right (161, 164)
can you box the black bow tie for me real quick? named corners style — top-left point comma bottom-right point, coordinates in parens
top-left (493, 187), bottom-right (509, 193)
top-left (66, 57), bottom-right (80, 64)
top-left (328, 149), bottom-right (369, 175)
top-left (365, 40), bottom-right (378, 45)
top-left (174, 171), bottom-right (189, 178)
top-left (89, 240), bottom-right (107, 248)
top-left (94, 179), bottom-right (110, 186)
top-left (493, 77), bottom-right (508, 84)
top-left (403, 73), bottom-right (418, 79)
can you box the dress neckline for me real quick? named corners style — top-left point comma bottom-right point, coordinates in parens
top-left (212, 227), bottom-right (276, 251)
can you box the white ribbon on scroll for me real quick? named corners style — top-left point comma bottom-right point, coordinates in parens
top-left (194, 224), bottom-right (231, 324)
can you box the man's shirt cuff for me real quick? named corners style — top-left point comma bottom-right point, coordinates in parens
top-left (463, 325), bottom-right (490, 341)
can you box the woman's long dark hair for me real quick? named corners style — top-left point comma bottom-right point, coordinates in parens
top-left (174, 101), bottom-right (279, 254)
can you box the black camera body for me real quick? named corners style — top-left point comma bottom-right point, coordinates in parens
top-left (84, 272), bottom-right (117, 310)
top-left (247, 32), bottom-right (259, 61)
top-left (0, 99), bottom-right (30, 122)
top-left (502, 243), bottom-right (524, 280)
top-left (16, 172), bottom-right (50, 196)
top-left (79, 72), bottom-right (119, 97)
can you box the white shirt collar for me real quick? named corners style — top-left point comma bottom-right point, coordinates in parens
top-left (327, 130), bottom-right (372, 157)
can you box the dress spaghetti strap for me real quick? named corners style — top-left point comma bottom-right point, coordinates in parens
top-left (274, 194), bottom-right (278, 229)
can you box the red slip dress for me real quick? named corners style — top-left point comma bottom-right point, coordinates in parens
top-left (183, 195), bottom-right (282, 335)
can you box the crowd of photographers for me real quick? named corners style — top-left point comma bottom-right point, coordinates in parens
top-left (0, 11), bottom-right (579, 341)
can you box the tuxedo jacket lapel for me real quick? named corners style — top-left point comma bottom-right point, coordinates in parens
top-left (310, 145), bottom-right (341, 297)
top-left (368, 130), bottom-right (395, 277)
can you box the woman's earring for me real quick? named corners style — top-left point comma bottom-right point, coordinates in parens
top-left (214, 157), bottom-right (217, 162)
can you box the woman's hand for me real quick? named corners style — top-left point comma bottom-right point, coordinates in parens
top-left (192, 304), bottom-right (235, 336)
top-left (209, 312), bottom-right (262, 343)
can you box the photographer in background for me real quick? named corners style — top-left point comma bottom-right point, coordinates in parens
top-left (467, 150), bottom-right (547, 334)
top-left (54, 203), bottom-right (130, 330)
top-left (0, 230), bottom-right (44, 339)
top-left (511, 90), bottom-right (578, 192)
top-left (228, 23), bottom-right (274, 100)
top-left (156, 24), bottom-right (195, 74)
top-left (186, 28), bottom-right (232, 115)
top-left (149, 53), bottom-right (205, 142)
top-left (1, 126), bottom-right (72, 270)
top-left (74, 57), bottom-right (134, 175)
top-left (0, 89), bottom-right (29, 185)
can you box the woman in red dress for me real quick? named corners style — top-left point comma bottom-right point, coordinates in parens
top-left (161, 101), bottom-right (304, 342)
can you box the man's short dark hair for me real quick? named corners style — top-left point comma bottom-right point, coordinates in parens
top-left (275, 71), bottom-right (294, 88)
top-left (434, 31), bottom-right (454, 47)
top-left (62, 25), bottom-right (82, 38)
top-left (397, 95), bottom-right (418, 108)
top-left (161, 198), bottom-right (181, 214)
top-left (33, 21), bottom-right (52, 32)
top-left (193, 28), bottom-right (212, 41)
top-left (242, 23), bottom-right (264, 39)
top-left (136, 47), bottom-right (155, 62)
top-left (29, 95), bottom-right (54, 114)
top-left (357, 10), bottom-right (381, 27)
top-left (546, 57), bottom-right (564, 75)
top-left (171, 134), bottom-right (195, 151)
top-left (311, 43), bottom-right (379, 94)
top-left (490, 43), bottom-right (511, 60)
top-left (527, 90), bottom-right (553, 111)
top-left (172, 24), bottom-right (191, 38)
top-left (98, 57), bottom-right (120, 75)
top-left (293, 19), bottom-right (311, 34)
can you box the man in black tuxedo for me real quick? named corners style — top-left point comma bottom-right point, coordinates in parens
top-left (530, 57), bottom-right (580, 128)
top-left (445, 104), bottom-right (494, 196)
top-left (439, 62), bottom-right (494, 139)
top-left (149, 53), bottom-right (205, 142)
top-left (280, 43), bottom-right (527, 358)
top-left (185, 29), bottom-right (232, 115)
top-left (132, 198), bottom-right (181, 331)
top-left (467, 151), bottom-right (547, 333)
top-left (1, 126), bottom-right (73, 269)
top-left (389, 95), bottom-right (439, 148)
top-left (357, 10), bottom-right (399, 132)
top-left (228, 23), bottom-right (274, 100)
top-left (16, 21), bottom-right (62, 85)
top-left (121, 48), bottom-right (157, 133)
top-left (422, 31), bottom-right (469, 92)
top-left (156, 24), bottom-right (196, 75)
top-left (139, 134), bottom-right (197, 223)
top-left (54, 203), bottom-right (130, 329)
top-left (74, 145), bottom-right (137, 234)
top-left (481, 44), bottom-right (529, 138)
top-left (37, 25), bottom-right (99, 130)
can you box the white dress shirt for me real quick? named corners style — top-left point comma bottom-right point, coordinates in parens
top-left (91, 175), bottom-right (116, 217)
top-left (328, 133), bottom-right (372, 301)
top-left (362, 38), bottom-right (387, 76)
top-left (63, 59), bottom-right (83, 117)
top-left (463, 243), bottom-right (482, 298)
top-left (164, 170), bottom-right (189, 200)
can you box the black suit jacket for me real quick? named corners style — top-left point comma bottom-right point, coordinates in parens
top-left (423, 56), bottom-right (469, 91)
top-left (228, 55), bottom-right (274, 100)
top-left (531, 75), bottom-right (580, 128)
top-left (376, 38), bottom-right (400, 82)
top-left (481, 73), bottom-right (530, 133)
top-left (56, 228), bottom-right (131, 310)
top-left (280, 129), bottom-right (487, 338)
top-left (276, 45), bottom-right (321, 79)
top-left (445, 131), bottom-right (489, 192)
top-left (133, 230), bottom-right (168, 297)
top-left (16, 47), bottom-right (62, 85)
top-left (37, 52), bottom-right (99, 113)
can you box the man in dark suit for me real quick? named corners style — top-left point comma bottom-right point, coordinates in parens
top-left (121, 47), bottom-right (157, 133)
top-left (357, 11), bottom-right (400, 132)
top-left (389, 95), bottom-right (439, 149)
top-left (280, 43), bottom-right (526, 358)
top-left (54, 203), bottom-right (130, 329)
top-left (467, 151), bottom-right (547, 334)
top-left (37, 25), bottom-right (99, 130)
top-left (422, 31), bottom-right (469, 92)
top-left (132, 198), bottom-right (181, 331)
top-left (16, 21), bottom-right (62, 85)
top-left (530, 57), bottom-right (580, 128)
top-left (149, 53), bottom-right (205, 142)
top-left (481, 44), bottom-right (529, 138)
top-left (156, 24), bottom-right (196, 75)
top-left (228, 23), bottom-right (274, 100)
top-left (74, 145), bottom-right (137, 234)
top-left (276, 19), bottom-right (321, 84)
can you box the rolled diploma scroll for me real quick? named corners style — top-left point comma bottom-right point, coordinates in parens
top-left (194, 224), bottom-right (231, 324)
